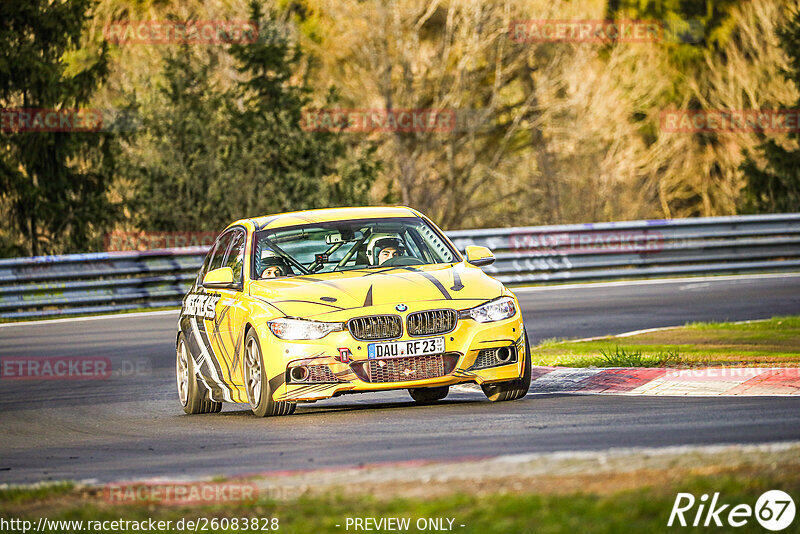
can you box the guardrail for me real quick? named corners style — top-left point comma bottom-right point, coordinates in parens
top-left (1, 213), bottom-right (799, 319)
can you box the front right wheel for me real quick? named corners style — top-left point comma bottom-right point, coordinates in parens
top-left (481, 329), bottom-right (532, 402)
top-left (244, 330), bottom-right (296, 417)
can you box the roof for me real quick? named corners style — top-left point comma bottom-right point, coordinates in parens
top-left (234, 206), bottom-right (422, 231)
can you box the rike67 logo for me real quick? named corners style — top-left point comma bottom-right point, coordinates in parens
top-left (669, 490), bottom-right (796, 531)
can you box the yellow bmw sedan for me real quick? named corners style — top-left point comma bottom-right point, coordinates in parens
top-left (176, 206), bottom-right (530, 416)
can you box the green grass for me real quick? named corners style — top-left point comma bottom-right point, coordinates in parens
top-left (1, 469), bottom-right (798, 533)
top-left (596, 346), bottom-right (681, 367)
top-left (531, 316), bottom-right (800, 367)
top-left (0, 482), bottom-right (75, 504)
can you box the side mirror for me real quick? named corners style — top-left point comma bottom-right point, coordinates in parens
top-left (203, 267), bottom-right (235, 289)
top-left (464, 245), bottom-right (495, 267)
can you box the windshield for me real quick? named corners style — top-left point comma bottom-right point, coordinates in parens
top-left (251, 217), bottom-right (459, 279)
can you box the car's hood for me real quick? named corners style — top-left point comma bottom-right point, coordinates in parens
top-left (248, 262), bottom-right (503, 319)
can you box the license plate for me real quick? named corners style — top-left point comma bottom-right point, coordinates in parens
top-left (368, 337), bottom-right (445, 359)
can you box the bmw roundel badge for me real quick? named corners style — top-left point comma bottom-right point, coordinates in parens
top-left (395, 304), bottom-right (408, 312)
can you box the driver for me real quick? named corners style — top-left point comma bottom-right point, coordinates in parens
top-left (260, 256), bottom-right (289, 278)
top-left (374, 237), bottom-right (406, 265)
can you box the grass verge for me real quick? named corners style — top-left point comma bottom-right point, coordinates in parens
top-left (1, 465), bottom-right (798, 533)
top-left (531, 316), bottom-right (800, 367)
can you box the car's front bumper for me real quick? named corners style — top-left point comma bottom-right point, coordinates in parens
top-left (268, 313), bottom-right (525, 402)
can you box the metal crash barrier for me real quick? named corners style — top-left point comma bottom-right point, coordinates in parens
top-left (1, 214), bottom-right (799, 319)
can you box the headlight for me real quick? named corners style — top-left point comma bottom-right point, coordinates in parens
top-left (268, 318), bottom-right (344, 340)
top-left (459, 296), bottom-right (516, 323)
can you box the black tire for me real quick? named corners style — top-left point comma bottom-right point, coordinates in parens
top-left (408, 385), bottom-right (449, 403)
top-left (176, 333), bottom-right (222, 414)
top-left (244, 330), bottom-right (296, 417)
top-left (481, 329), bottom-right (532, 402)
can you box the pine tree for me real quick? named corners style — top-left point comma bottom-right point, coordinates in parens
top-left (125, 45), bottom-right (231, 232)
top-left (0, 0), bottom-right (120, 256)
top-left (128, 2), bottom-right (380, 233)
top-left (224, 1), bottom-right (379, 217)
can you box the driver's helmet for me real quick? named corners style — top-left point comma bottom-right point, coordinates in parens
top-left (259, 250), bottom-right (291, 278)
top-left (369, 236), bottom-right (407, 265)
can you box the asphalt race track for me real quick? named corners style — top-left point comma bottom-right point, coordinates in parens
top-left (1, 273), bottom-right (799, 484)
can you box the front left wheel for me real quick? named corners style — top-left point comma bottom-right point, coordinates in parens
top-left (481, 329), bottom-right (532, 402)
top-left (244, 330), bottom-right (296, 417)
